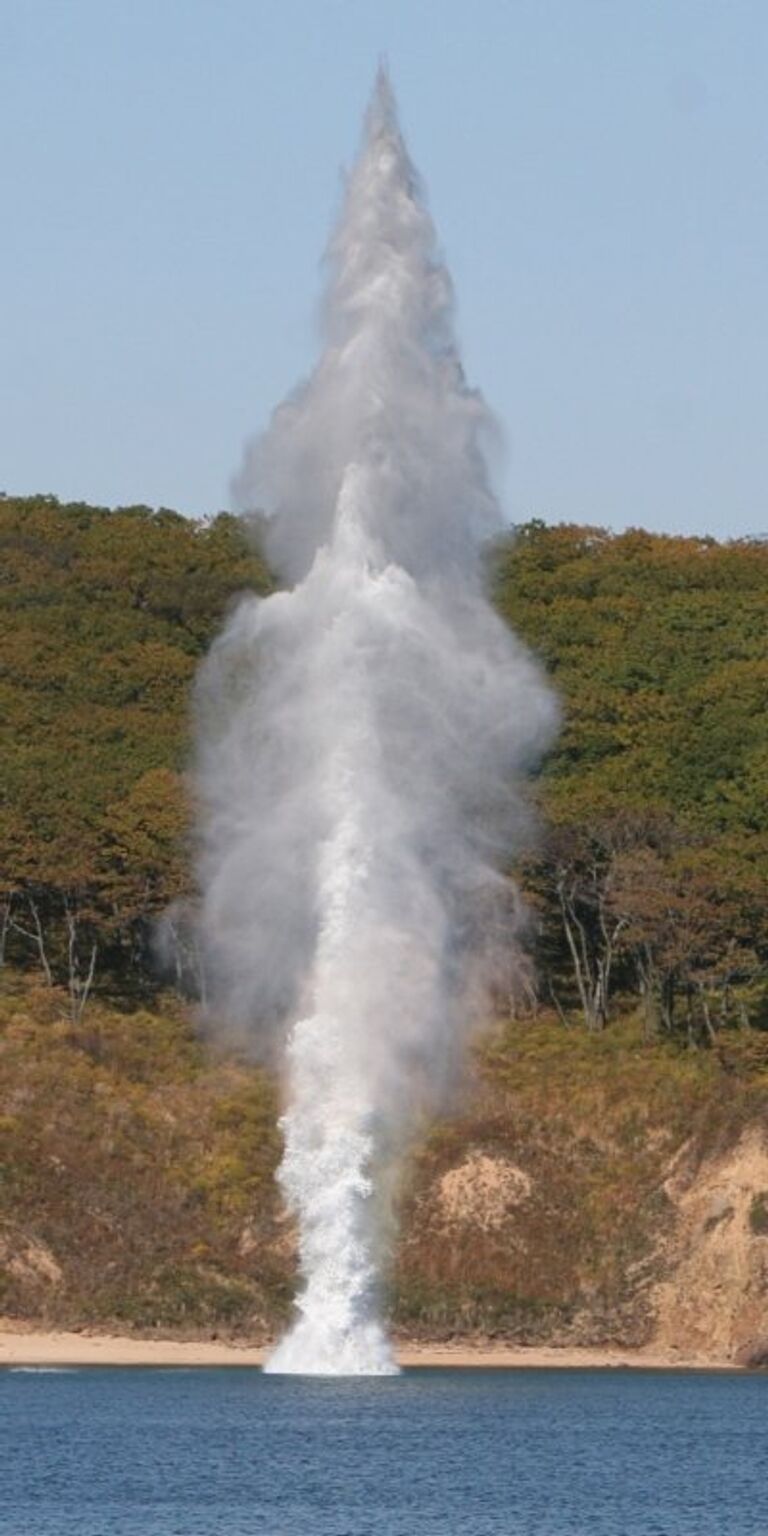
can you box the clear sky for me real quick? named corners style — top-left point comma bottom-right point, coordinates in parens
top-left (2, 0), bottom-right (766, 537)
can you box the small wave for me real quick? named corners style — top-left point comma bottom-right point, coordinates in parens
top-left (7, 1366), bottom-right (79, 1374)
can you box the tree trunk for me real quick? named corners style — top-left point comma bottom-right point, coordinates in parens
top-left (556, 874), bottom-right (598, 1029)
top-left (10, 897), bottom-right (53, 985)
top-left (64, 900), bottom-right (98, 1024)
top-left (0, 896), bottom-right (11, 967)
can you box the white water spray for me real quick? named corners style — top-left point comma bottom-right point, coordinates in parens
top-left (194, 70), bottom-right (558, 1374)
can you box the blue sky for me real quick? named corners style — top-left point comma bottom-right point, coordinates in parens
top-left (2, 0), bottom-right (766, 537)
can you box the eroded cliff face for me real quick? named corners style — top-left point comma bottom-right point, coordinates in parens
top-left (651, 1131), bottom-right (768, 1366)
top-left (3, 1126), bottom-right (767, 1361)
top-left (1, 979), bottom-right (767, 1358)
top-left (393, 1131), bottom-right (768, 1363)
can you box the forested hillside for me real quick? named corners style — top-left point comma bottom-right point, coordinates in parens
top-left (0, 496), bottom-right (270, 1011)
top-left (1, 497), bottom-right (767, 1350)
top-left (2, 497), bottom-right (766, 1040)
top-left (496, 522), bottom-right (768, 1040)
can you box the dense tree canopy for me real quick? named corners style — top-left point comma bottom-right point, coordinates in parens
top-left (0, 496), bottom-right (270, 1004)
top-left (1, 497), bottom-right (766, 1039)
top-left (495, 521), bottom-right (768, 1037)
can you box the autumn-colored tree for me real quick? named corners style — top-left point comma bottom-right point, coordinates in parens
top-left (498, 521), bottom-right (768, 1036)
top-left (2, 499), bottom-right (766, 1037)
top-left (0, 496), bottom-right (270, 1009)
top-left (609, 839), bottom-right (767, 1041)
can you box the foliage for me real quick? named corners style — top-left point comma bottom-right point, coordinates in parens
top-left (0, 495), bottom-right (270, 1006)
top-left (749, 1192), bottom-right (768, 1237)
top-left (1, 500), bottom-right (766, 1040)
top-left (1, 501), bottom-right (767, 1338)
top-left (495, 522), bottom-right (768, 1036)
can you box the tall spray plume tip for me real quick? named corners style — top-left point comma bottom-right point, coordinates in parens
top-left (196, 76), bottom-right (559, 1374)
top-left (364, 58), bottom-right (400, 140)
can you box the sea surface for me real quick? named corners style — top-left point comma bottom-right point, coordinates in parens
top-left (1, 1365), bottom-right (766, 1535)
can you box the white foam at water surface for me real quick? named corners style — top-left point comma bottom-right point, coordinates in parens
top-left (8, 1367), bottom-right (79, 1374)
top-left (194, 68), bottom-right (558, 1375)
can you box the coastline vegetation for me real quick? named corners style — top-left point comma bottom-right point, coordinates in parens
top-left (1, 495), bottom-right (766, 1337)
top-left (2, 497), bottom-right (765, 1039)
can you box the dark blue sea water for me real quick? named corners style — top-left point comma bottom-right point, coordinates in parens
top-left (1, 1366), bottom-right (765, 1535)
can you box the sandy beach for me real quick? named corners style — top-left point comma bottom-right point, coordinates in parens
top-left (0, 1322), bottom-right (735, 1371)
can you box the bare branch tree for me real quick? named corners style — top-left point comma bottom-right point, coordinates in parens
top-left (9, 896), bottom-right (53, 986)
top-left (64, 898), bottom-right (98, 1024)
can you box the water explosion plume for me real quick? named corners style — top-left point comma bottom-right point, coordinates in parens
top-left (194, 70), bottom-right (558, 1374)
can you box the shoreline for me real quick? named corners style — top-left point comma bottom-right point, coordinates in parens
top-left (0, 1323), bottom-right (738, 1371)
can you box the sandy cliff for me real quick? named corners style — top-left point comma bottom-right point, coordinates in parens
top-left (651, 1130), bottom-right (768, 1367)
top-left (1, 980), bottom-right (766, 1360)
